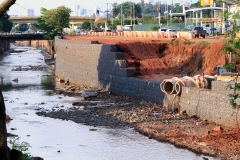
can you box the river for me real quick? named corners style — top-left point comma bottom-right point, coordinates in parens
top-left (0, 44), bottom-right (218, 160)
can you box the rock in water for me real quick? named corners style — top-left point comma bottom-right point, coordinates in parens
top-left (12, 78), bottom-right (18, 82)
top-left (81, 90), bottom-right (98, 98)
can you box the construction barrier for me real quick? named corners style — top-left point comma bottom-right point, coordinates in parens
top-left (188, 32), bottom-right (193, 39)
top-left (86, 31), bottom-right (197, 40)
top-left (161, 32), bottom-right (165, 38)
top-left (177, 32), bottom-right (181, 38)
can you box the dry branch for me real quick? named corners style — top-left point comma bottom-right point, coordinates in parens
top-left (0, 0), bottom-right (16, 17)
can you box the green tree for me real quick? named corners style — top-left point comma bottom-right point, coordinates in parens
top-left (171, 5), bottom-right (183, 13)
top-left (0, 13), bottom-right (12, 32)
top-left (14, 23), bottom-right (28, 32)
top-left (36, 6), bottom-right (71, 39)
top-left (112, 1), bottom-right (141, 18)
top-left (97, 22), bottom-right (105, 28)
top-left (42, 6), bottom-right (71, 38)
top-left (82, 21), bottom-right (95, 30)
top-left (35, 8), bottom-right (51, 34)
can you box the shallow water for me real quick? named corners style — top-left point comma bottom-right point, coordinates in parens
top-left (1, 45), bottom-right (218, 160)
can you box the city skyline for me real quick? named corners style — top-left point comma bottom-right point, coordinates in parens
top-left (2, 0), bottom-right (199, 16)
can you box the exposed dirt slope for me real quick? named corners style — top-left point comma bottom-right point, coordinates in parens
top-left (64, 36), bottom-right (226, 80)
top-left (117, 39), bottom-right (226, 77)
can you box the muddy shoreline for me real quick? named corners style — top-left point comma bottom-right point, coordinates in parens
top-left (35, 84), bottom-right (240, 160)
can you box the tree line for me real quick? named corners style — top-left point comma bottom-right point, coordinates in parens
top-left (0, 0), bottom-right (236, 37)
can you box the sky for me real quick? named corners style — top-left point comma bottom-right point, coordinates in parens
top-left (2, 0), bottom-right (198, 16)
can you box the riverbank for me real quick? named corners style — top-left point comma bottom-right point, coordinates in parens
top-left (36, 82), bottom-right (240, 160)
top-left (4, 46), bottom-right (203, 160)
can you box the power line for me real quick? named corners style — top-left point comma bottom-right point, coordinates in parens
top-left (15, 3), bottom-right (27, 11)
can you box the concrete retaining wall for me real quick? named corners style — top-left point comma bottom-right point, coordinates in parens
top-left (180, 80), bottom-right (240, 128)
top-left (55, 38), bottom-right (165, 103)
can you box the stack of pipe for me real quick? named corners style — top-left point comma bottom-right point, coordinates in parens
top-left (160, 76), bottom-right (197, 95)
top-left (160, 75), bottom-right (216, 95)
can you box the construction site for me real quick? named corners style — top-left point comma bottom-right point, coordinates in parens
top-left (17, 34), bottom-right (240, 159)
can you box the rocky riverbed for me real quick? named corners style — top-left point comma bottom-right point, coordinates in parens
top-left (35, 82), bottom-right (240, 160)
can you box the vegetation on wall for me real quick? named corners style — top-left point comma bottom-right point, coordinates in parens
top-left (220, 3), bottom-right (240, 128)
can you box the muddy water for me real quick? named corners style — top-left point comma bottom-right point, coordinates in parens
top-left (0, 45), bottom-right (218, 160)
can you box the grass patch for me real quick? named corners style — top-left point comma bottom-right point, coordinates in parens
top-left (170, 39), bottom-right (179, 45)
top-left (183, 40), bottom-right (195, 45)
top-left (199, 41), bottom-right (210, 45)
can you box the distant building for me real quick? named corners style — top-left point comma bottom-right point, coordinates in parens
top-left (144, 0), bottom-right (154, 4)
top-left (80, 8), bottom-right (87, 16)
top-left (94, 6), bottom-right (101, 16)
top-left (72, 5), bottom-right (80, 16)
top-left (25, 8), bottom-right (34, 16)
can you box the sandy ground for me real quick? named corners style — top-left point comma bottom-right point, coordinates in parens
top-left (57, 35), bottom-right (240, 159)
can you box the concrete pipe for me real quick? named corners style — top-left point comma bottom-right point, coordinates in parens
top-left (174, 79), bottom-right (185, 95)
top-left (160, 79), bottom-right (168, 94)
top-left (163, 78), bottom-right (179, 94)
top-left (174, 76), bottom-right (197, 95)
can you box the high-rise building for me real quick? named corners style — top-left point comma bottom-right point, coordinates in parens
top-left (80, 8), bottom-right (87, 16)
top-left (144, 0), bottom-right (154, 4)
top-left (72, 5), bottom-right (80, 16)
top-left (94, 6), bottom-right (101, 15)
top-left (25, 8), bottom-right (34, 16)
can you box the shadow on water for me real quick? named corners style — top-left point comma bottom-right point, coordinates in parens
top-left (0, 75), bottom-right (55, 92)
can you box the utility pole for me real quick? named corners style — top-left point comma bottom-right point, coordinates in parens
top-left (130, 2), bottom-right (132, 27)
top-left (105, 3), bottom-right (110, 29)
top-left (158, 1), bottom-right (161, 27)
top-left (133, 0), bottom-right (135, 31)
top-left (89, 10), bottom-right (93, 31)
top-left (121, 3), bottom-right (123, 29)
top-left (141, 1), bottom-right (144, 24)
top-left (110, 4), bottom-right (113, 31)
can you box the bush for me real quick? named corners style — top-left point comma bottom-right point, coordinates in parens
top-left (151, 26), bottom-right (160, 31)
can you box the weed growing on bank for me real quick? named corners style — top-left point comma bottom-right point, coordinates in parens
top-left (183, 40), bottom-right (195, 45)
top-left (8, 136), bottom-right (31, 159)
top-left (170, 39), bottom-right (179, 45)
top-left (199, 41), bottom-right (210, 45)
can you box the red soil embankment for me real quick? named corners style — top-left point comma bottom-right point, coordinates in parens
top-left (64, 36), bottom-right (226, 81)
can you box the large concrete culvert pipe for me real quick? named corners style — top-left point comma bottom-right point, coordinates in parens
top-left (161, 78), bottom-right (179, 95)
top-left (160, 76), bottom-right (198, 95)
top-left (174, 76), bottom-right (197, 95)
top-left (160, 79), bottom-right (168, 94)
